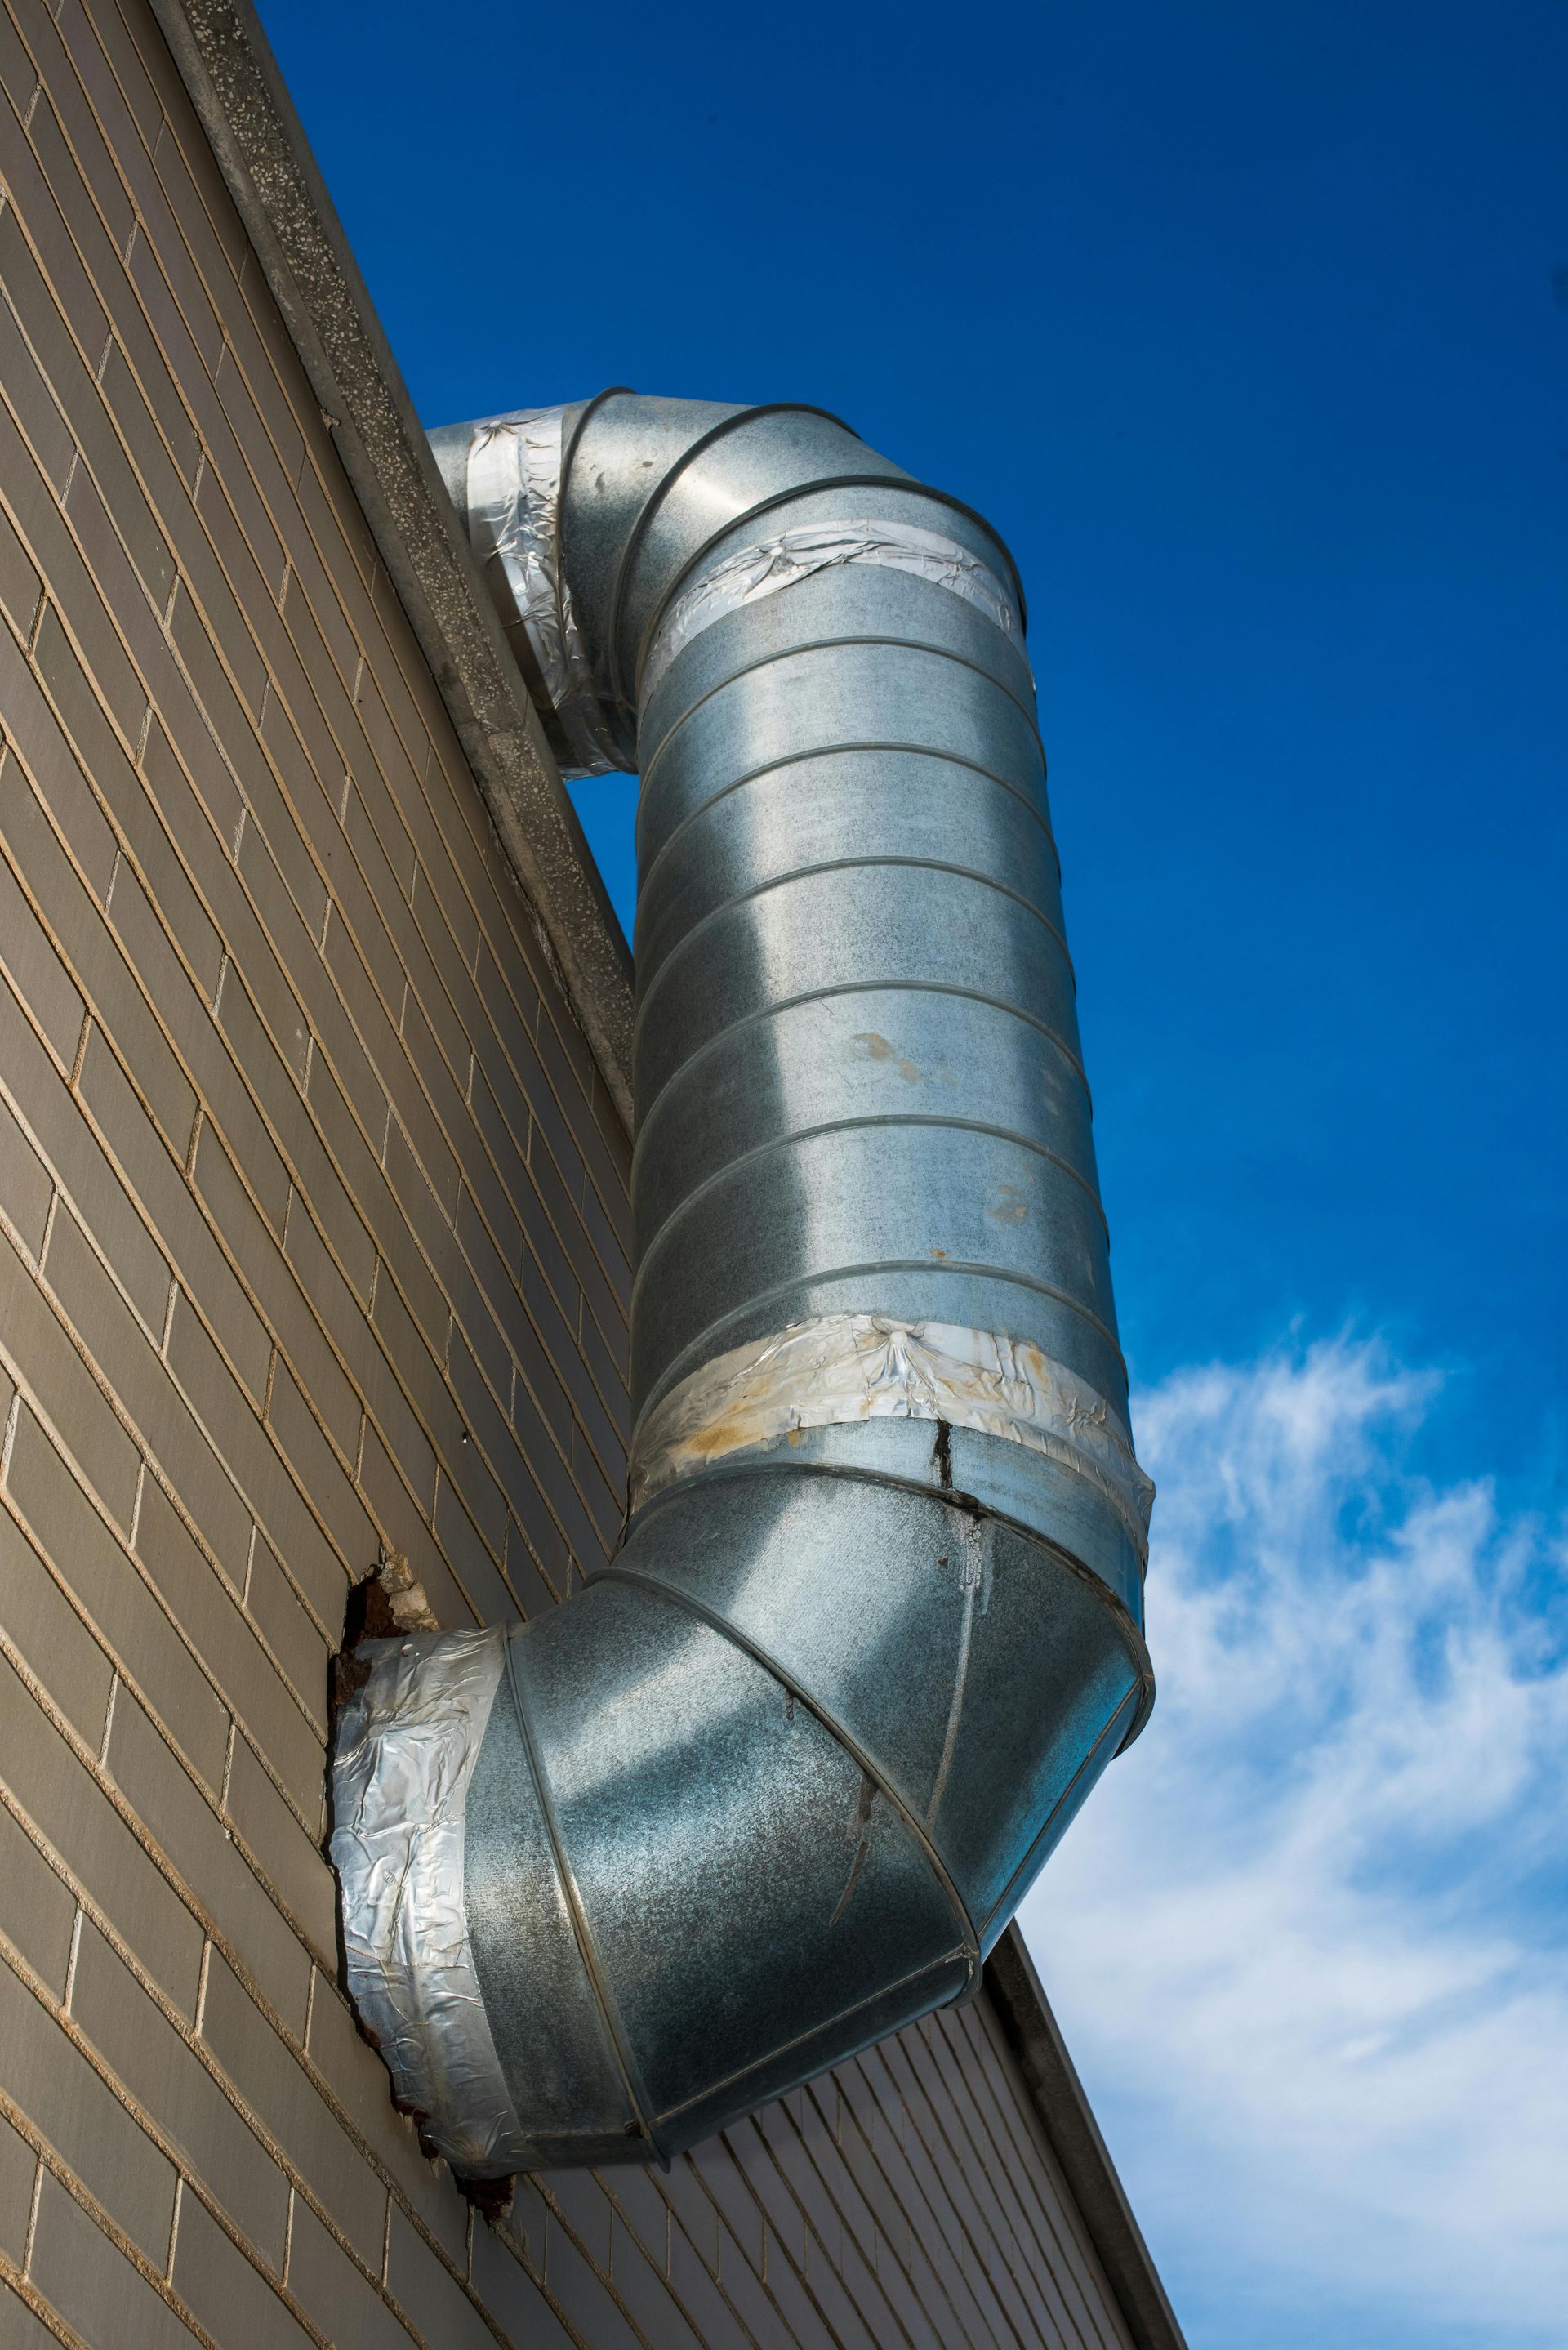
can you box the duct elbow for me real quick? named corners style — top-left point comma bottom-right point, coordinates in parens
top-left (332, 394), bottom-right (1153, 2176)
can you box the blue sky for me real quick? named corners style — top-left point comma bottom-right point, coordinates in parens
top-left (257, 2), bottom-right (1566, 2339)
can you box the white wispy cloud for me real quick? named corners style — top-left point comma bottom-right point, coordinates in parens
top-left (1021, 1339), bottom-right (1568, 2348)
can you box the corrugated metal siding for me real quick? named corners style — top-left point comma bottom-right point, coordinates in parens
top-left (0, 3), bottom-right (1139, 2343)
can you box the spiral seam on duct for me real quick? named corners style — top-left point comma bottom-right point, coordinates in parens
top-left (335, 394), bottom-right (1154, 2176)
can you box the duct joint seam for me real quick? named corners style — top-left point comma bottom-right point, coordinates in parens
top-left (626, 1314), bottom-right (1154, 1557)
top-left (498, 1627), bottom-right (667, 2164)
top-left (639, 519), bottom-right (1027, 707)
top-left (595, 1558), bottom-right (983, 1983)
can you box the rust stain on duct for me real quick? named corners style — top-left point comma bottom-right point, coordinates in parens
top-left (853, 1032), bottom-right (924, 1084)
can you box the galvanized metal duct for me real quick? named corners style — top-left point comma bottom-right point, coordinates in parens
top-left (331, 392), bottom-right (1155, 2176)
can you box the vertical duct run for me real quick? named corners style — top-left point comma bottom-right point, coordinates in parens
top-left (331, 394), bottom-right (1155, 2176)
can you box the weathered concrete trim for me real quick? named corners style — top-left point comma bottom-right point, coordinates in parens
top-left (146, 0), bottom-right (635, 1132)
top-left (984, 1926), bottom-right (1187, 2350)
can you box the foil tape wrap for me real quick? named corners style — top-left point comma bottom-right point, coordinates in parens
top-left (639, 519), bottom-right (1027, 708)
top-left (629, 1314), bottom-right (1154, 1555)
top-left (330, 1626), bottom-right (528, 2175)
top-left (466, 408), bottom-right (623, 777)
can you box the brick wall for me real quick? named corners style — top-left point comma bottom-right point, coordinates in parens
top-left (0, 3), bottom-right (1138, 2343)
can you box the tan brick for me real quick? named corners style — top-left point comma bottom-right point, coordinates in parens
top-left (282, 1189), bottom-right (432, 1504)
top-left (243, 1528), bottom-right (330, 1730)
top-left (189, 1121), bottom-right (360, 1454)
top-left (544, 2210), bottom-right (644, 2350)
top-left (64, 387), bottom-right (177, 620)
top-left (42, 1207), bottom-right (251, 1588)
top-left (431, 1469), bottom-right (511, 1625)
top-left (48, 457), bottom-right (159, 739)
top-left (0, 1956), bottom-right (176, 2261)
top-left (163, 1293), bottom-right (350, 1629)
top-left (26, 49), bottom-right (132, 258)
top-left (541, 2168), bottom-right (612, 2274)
top-left (105, 1686), bottom-right (310, 2041)
top-left (0, 1789), bottom-right (78, 1998)
top-left (271, 515), bottom-right (362, 708)
top-left (343, 770), bottom-right (416, 927)
top-left (349, 1012), bottom-right (457, 1233)
top-left (77, 1026), bottom-right (270, 1402)
top-left (287, 2197), bottom-right (416, 2350)
top-left (0, 282), bottom-right (74, 502)
top-left (354, 1418), bottom-right (467, 1634)
top-left (134, 714), bottom-right (235, 989)
top-left (69, 1921), bottom-right (288, 2268)
top-left (264, 1356), bottom-right (372, 1574)
top-left (504, 1512), bottom-right (565, 1619)
top-left (223, 1729), bottom-right (329, 1947)
top-left (25, 2171), bottom-right (187, 2350)
top-left (166, 563), bottom-right (266, 747)
top-left (0, 631), bottom-right (119, 930)
top-left (609, 2215), bottom-right (705, 2350)
top-left (0, 825), bottom-right (86, 1076)
top-left (29, 599), bottom-right (140, 862)
top-left (385, 2207), bottom-right (495, 2350)
top-left (170, 2188), bottom-right (313, 2350)
top-left (0, 11), bottom-right (39, 119)
top-left (0, 105), bottom-right (108, 401)
top-left (0, 1233), bottom-right (140, 1532)
top-left (0, 2277), bottom-right (77, 2344)
top-left (363, 1242), bottom-right (452, 1447)
top-left (5, 1402), bottom-right (227, 1790)
top-left (303, 1975), bottom-right (470, 2263)
top-left (0, 493), bottom-right (42, 648)
top-left (44, 1131), bottom-right (168, 1349)
top-left (0, 763), bottom-right (194, 1157)
top-left (233, 817), bottom-right (324, 1075)
top-left (684, 2143), bottom-right (755, 2275)
top-left (196, 371), bottom-right (287, 596)
top-left (216, 974), bottom-right (375, 1303)
top-left (0, 2110), bottom-right (37, 2266)
top-left (472, 2222), bottom-right (577, 2350)
top-left (0, 1095), bottom-right (51, 1264)
top-left (95, 271), bottom-right (201, 497)
top-left (134, 1474), bottom-right (321, 1816)
top-left (0, 997), bottom-right (167, 1341)
top-left (42, 5), bottom-right (219, 383)
top-left (199, 1949), bottom-right (384, 2269)
top-left (0, 1643), bottom-right (200, 2014)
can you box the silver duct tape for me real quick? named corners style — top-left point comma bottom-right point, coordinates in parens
top-left (330, 1626), bottom-right (530, 2176)
top-left (466, 408), bottom-right (623, 778)
top-left (639, 520), bottom-right (1027, 708)
top-left (629, 1314), bottom-right (1153, 1554)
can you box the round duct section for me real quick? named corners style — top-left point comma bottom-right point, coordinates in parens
top-left (331, 393), bottom-right (1154, 2176)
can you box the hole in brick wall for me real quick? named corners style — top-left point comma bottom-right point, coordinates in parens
top-left (455, 2171), bottom-right (516, 2226)
top-left (329, 1566), bottom-right (401, 1719)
